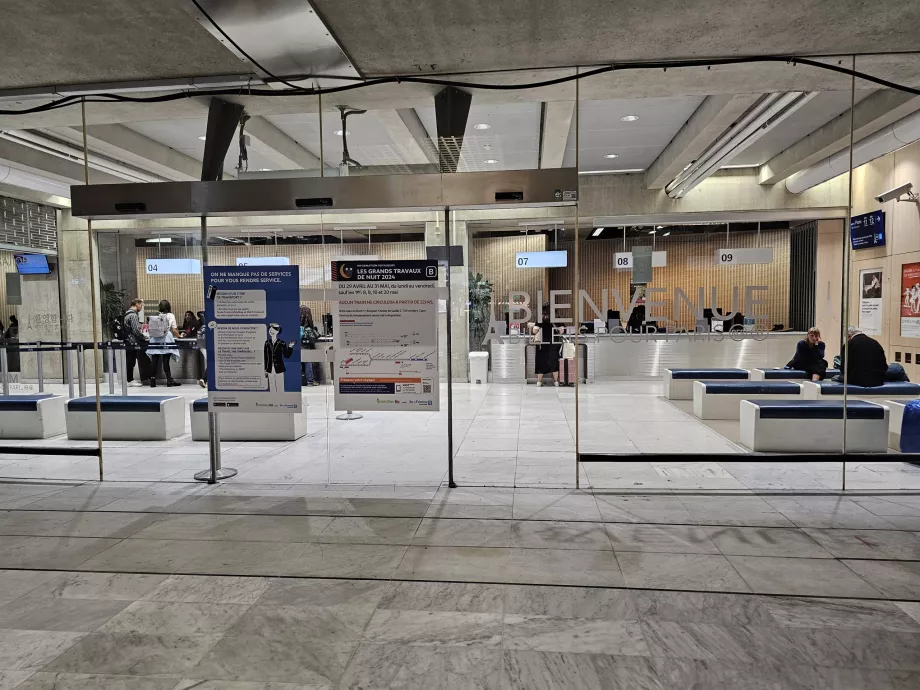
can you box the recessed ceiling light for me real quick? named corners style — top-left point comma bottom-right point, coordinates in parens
top-left (656, 225), bottom-right (664, 229)
top-left (621, 115), bottom-right (639, 122)
top-left (483, 144), bottom-right (492, 150)
top-left (604, 153), bottom-right (619, 159)
top-left (474, 123), bottom-right (491, 130)
top-left (145, 237), bottom-right (173, 244)
top-left (259, 168), bottom-right (272, 172)
top-left (592, 228), bottom-right (604, 237)
top-left (648, 230), bottom-right (656, 234)
top-left (197, 136), bottom-right (207, 141)
top-left (485, 159), bottom-right (498, 164)
top-left (333, 130), bottom-right (349, 136)
top-left (663, 232), bottom-right (671, 236)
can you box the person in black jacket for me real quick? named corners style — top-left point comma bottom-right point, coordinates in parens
top-left (264, 323), bottom-right (296, 394)
top-left (787, 327), bottom-right (828, 381)
top-left (840, 326), bottom-right (888, 387)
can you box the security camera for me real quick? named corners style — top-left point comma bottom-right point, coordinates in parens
top-left (875, 182), bottom-right (918, 204)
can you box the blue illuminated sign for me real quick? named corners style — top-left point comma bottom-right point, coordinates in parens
top-left (850, 210), bottom-right (885, 250)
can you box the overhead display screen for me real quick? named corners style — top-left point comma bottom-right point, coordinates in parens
top-left (851, 210), bottom-right (885, 250)
top-left (515, 251), bottom-right (568, 268)
top-left (145, 258), bottom-right (201, 275)
top-left (236, 257), bottom-right (291, 266)
top-left (14, 254), bottom-right (50, 274)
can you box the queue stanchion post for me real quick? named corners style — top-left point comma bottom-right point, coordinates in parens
top-left (119, 345), bottom-right (128, 396)
top-left (336, 410), bottom-right (363, 420)
top-left (0, 347), bottom-right (8, 396)
top-left (36, 342), bottom-right (44, 393)
top-left (106, 344), bottom-right (115, 394)
top-left (77, 344), bottom-right (86, 397)
top-left (65, 343), bottom-right (74, 399)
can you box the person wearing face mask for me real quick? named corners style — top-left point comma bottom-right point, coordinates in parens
top-left (264, 323), bottom-right (296, 393)
top-left (786, 326), bottom-right (828, 381)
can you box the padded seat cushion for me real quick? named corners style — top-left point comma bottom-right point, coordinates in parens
top-left (703, 382), bottom-right (801, 395)
top-left (669, 368), bottom-right (748, 379)
top-left (816, 382), bottom-right (920, 395)
top-left (762, 368), bottom-right (840, 379)
top-left (750, 399), bottom-right (886, 420)
top-left (67, 395), bottom-right (179, 412)
top-left (192, 398), bottom-right (208, 412)
top-left (0, 394), bottom-right (56, 411)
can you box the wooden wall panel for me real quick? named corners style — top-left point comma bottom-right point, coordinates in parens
top-left (550, 230), bottom-right (791, 330)
top-left (469, 235), bottom-right (547, 317)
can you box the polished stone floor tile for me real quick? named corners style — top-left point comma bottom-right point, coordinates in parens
top-left (176, 541), bottom-right (314, 576)
top-left (342, 498), bottom-right (431, 518)
top-left (841, 559), bottom-right (920, 599)
top-left (617, 552), bottom-right (752, 592)
top-left (640, 619), bottom-right (808, 665)
top-left (131, 514), bottom-right (333, 543)
top-left (502, 650), bottom-right (663, 690)
top-left (677, 496), bottom-right (795, 527)
top-left (803, 528), bottom-right (920, 560)
top-left (506, 547), bottom-right (625, 587)
top-left (764, 497), bottom-right (897, 529)
top-left (593, 495), bottom-right (696, 524)
top-left (27, 572), bottom-right (168, 601)
top-left (631, 591), bottom-right (774, 627)
top-left (704, 526), bottom-right (833, 558)
top-left (141, 575), bottom-right (271, 604)
top-left (174, 681), bottom-right (333, 689)
top-left (727, 556), bottom-right (883, 598)
top-left (504, 585), bottom-right (636, 620)
top-left (412, 518), bottom-right (511, 547)
top-left (0, 536), bottom-right (120, 570)
top-left (0, 596), bottom-right (128, 632)
top-left (98, 600), bottom-right (251, 635)
top-left (503, 615), bottom-right (648, 655)
top-left (378, 581), bottom-right (505, 613)
top-left (0, 630), bottom-right (85, 671)
top-left (510, 520), bottom-right (612, 550)
top-left (0, 510), bottom-right (76, 535)
top-left (281, 543), bottom-right (409, 579)
top-left (786, 627), bottom-right (920, 671)
top-left (606, 524), bottom-right (719, 554)
top-left (762, 597), bottom-right (920, 632)
top-left (77, 539), bottom-right (214, 574)
top-left (316, 516), bottom-right (420, 545)
top-left (511, 492), bottom-right (601, 521)
top-left (13, 672), bottom-right (184, 689)
top-left (44, 632), bottom-right (222, 676)
top-left (257, 581), bottom-right (385, 616)
top-left (363, 609), bottom-right (503, 647)
top-left (42, 512), bottom-right (164, 539)
top-left (423, 503), bottom-right (513, 519)
top-left (0, 569), bottom-right (70, 601)
top-left (340, 644), bottom-right (502, 690)
top-left (396, 545), bottom-right (508, 582)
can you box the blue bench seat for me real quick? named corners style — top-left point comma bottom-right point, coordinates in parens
top-left (804, 381), bottom-right (920, 401)
top-left (751, 368), bottom-right (840, 381)
top-left (740, 399), bottom-right (888, 452)
top-left (0, 394), bottom-right (65, 439)
top-left (665, 368), bottom-right (750, 400)
top-left (65, 395), bottom-right (185, 440)
top-left (692, 381), bottom-right (804, 420)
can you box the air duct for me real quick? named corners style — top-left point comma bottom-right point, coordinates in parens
top-left (666, 92), bottom-right (816, 199)
top-left (786, 109), bottom-right (920, 193)
top-left (0, 163), bottom-right (71, 198)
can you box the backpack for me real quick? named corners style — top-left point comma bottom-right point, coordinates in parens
top-left (147, 313), bottom-right (170, 338)
top-left (113, 309), bottom-right (131, 341)
top-left (300, 325), bottom-right (319, 348)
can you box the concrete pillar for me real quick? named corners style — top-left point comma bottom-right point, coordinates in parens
top-left (57, 209), bottom-right (103, 381)
top-left (18, 269), bottom-right (64, 382)
top-left (425, 219), bottom-right (470, 382)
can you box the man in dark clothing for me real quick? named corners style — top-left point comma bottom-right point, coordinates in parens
top-left (840, 326), bottom-right (888, 388)
top-left (123, 298), bottom-right (151, 387)
top-left (787, 326), bottom-right (828, 381)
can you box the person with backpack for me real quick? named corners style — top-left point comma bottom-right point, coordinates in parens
top-left (147, 300), bottom-right (181, 387)
top-left (122, 298), bottom-right (151, 387)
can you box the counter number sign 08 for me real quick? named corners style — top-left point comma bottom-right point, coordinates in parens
top-left (616, 256), bottom-right (630, 267)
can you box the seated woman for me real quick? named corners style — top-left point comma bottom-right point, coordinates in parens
top-left (787, 327), bottom-right (828, 381)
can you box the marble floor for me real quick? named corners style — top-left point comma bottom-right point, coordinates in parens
top-left (1, 481), bottom-right (920, 688)
top-left (1, 380), bottom-right (919, 491)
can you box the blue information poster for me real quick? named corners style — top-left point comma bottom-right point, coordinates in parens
top-left (203, 265), bottom-right (301, 413)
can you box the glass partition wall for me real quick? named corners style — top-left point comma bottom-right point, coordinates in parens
top-left (6, 54), bottom-right (920, 492)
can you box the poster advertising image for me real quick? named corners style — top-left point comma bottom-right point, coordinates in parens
top-left (204, 265), bottom-right (302, 413)
top-left (333, 260), bottom-right (439, 412)
top-left (900, 262), bottom-right (920, 338)
top-left (859, 268), bottom-right (883, 335)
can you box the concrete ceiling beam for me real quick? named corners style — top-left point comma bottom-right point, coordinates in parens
top-left (645, 94), bottom-right (761, 190)
top-left (65, 123), bottom-right (200, 180)
top-left (759, 90), bottom-right (920, 184)
top-left (245, 116), bottom-right (322, 171)
top-left (540, 100), bottom-right (574, 169)
top-left (376, 109), bottom-right (436, 166)
top-left (0, 136), bottom-right (123, 186)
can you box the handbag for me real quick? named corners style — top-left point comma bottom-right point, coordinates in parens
top-left (530, 326), bottom-right (542, 345)
top-left (562, 341), bottom-right (576, 360)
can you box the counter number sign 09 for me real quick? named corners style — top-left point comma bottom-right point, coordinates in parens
top-left (720, 253), bottom-right (733, 264)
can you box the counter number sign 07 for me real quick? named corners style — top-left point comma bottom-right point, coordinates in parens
top-left (517, 256), bottom-right (528, 266)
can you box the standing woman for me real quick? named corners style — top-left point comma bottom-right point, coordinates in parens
top-left (533, 309), bottom-right (561, 387)
top-left (300, 305), bottom-right (318, 386)
top-left (181, 311), bottom-right (200, 337)
top-left (148, 300), bottom-right (181, 387)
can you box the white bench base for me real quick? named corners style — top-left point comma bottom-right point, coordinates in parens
top-left (191, 405), bottom-right (307, 442)
top-left (66, 398), bottom-right (186, 441)
top-left (665, 370), bottom-right (750, 400)
top-left (740, 401), bottom-right (888, 453)
top-left (693, 382), bottom-right (804, 420)
top-left (0, 396), bottom-right (66, 439)
top-left (886, 400), bottom-right (907, 451)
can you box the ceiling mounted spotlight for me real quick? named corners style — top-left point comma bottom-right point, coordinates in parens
top-left (485, 159), bottom-right (498, 164)
top-left (656, 225), bottom-right (664, 229)
top-left (333, 130), bottom-right (348, 136)
top-left (604, 153), bottom-right (619, 159)
top-left (592, 228), bottom-right (604, 237)
top-left (259, 168), bottom-right (272, 172)
top-left (197, 136), bottom-right (206, 141)
top-left (663, 232), bottom-right (671, 236)
top-left (621, 115), bottom-right (639, 122)
top-left (474, 123), bottom-right (491, 130)
top-left (648, 229), bottom-right (656, 234)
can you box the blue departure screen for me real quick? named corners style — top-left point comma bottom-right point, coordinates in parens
top-left (850, 210), bottom-right (885, 249)
top-left (14, 254), bottom-right (50, 274)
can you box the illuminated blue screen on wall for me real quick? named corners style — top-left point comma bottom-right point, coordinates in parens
top-left (850, 210), bottom-right (885, 250)
top-left (14, 254), bottom-right (50, 274)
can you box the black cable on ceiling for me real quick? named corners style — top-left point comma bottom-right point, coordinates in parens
top-left (2, 54), bottom-right (920, 117)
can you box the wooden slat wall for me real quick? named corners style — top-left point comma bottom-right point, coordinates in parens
top-left (469, 235), bottom-right (547, 316)
top-left (549, 230), bottom-right (791, 330)
top-left (136, 242), bottom-right (426, 318)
